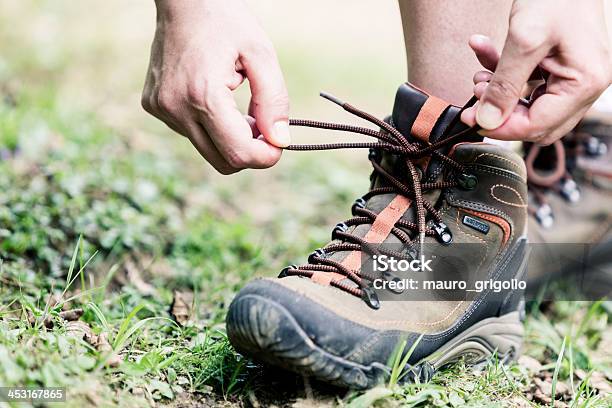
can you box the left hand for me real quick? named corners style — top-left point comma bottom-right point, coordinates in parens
top-left (461, 0), bottom-right (612, 145)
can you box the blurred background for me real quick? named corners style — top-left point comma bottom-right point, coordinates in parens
top-left (0, 0), bottom-right (409, 236)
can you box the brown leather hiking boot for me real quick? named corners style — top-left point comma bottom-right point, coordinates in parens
top-left (526, 119), bottom-right (612, 297)
top-left (226, 83), bottom-right (528, 389)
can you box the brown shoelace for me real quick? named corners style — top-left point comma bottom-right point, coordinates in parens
top-left (279, 93), bottom-right (480, 308)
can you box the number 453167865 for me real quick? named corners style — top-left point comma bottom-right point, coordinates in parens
top-left (0, 387), bottom-right (66, 402)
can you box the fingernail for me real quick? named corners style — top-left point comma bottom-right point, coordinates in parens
top-left (272, 121), bottom-right (291, 147)
top-left (477, 103), bottom-right (503, 130)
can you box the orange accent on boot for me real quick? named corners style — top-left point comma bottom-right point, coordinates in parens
top-left (339, 195), bottom-right (412, 273)
top-left (462, 208), bottom-right (511, 247)
top-left (411, 96), bottom-right (449, 143)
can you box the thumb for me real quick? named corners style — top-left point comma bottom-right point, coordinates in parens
top-left (242, 46), bottom-right (291, 147)
top-left (477, 30), bottom-right (549, 130)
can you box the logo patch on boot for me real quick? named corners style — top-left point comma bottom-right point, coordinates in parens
top-left (462, 215), bottom-right (490, 234)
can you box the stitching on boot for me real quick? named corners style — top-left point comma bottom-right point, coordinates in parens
top-left (490, 184), bottom-right (527, 208)
top-left (467, 164), bottom-right (526, 182)
top-left (476, 153), bottom-right (524, 172)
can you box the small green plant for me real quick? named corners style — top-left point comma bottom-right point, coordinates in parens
top-left (388, 334), bottom-right (424, 388)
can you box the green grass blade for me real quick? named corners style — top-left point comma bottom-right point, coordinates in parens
top-left (388, 339), bottom-right (407, 387)
top-left (113, 304), bottom-right (144, 349)
top-left (66, 235), bottom-right (82, 288)
top-left (385, 334), bottom-right (424, 388)
top-left (397, 334), bottom-right (424, 383)
top-left (87, 301), bottom-right (110, 333)
top-left (62, 249), bottom-right (98, 298)
top-left (114, 315), bottom-right (177, 352)
top-left (551, 336), bottom-right (567, 407)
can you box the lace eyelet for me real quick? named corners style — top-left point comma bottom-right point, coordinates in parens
top-left (361, 286), bottom-right (380, 309)
top-left (457, 173), bottom-right (478, 190)
top-left (308, 248), bottom-right (326, 263)
top-left (278, 264), bottom-right (298, 278)
top-left (433, 222), bottom-right (453, 245)
top-left (368, 148), bottom-right (382, 162)
top-left (351, 197), bottom-right (366, 214)
top-left (332, 222), bottom-right (348, 239)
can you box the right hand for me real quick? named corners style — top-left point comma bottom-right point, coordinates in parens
top-left (460, 0), bottom-right (611, 145)
top-left (142, 0), bottom-right (289, 174)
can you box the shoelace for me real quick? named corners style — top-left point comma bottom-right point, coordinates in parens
top-left (278, 93), bottom-right (481, 308)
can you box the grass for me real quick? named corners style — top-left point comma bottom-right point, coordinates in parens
top-left (0, 82), bottom-right (610, 408)
top-left (0, 1), bottom-right (611, 407)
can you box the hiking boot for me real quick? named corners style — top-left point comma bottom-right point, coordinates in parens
top-left (226, 83), bottom-right (528, 389)
top-left (526, 119), bottom-right (612, 297)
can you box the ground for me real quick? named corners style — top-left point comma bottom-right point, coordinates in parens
top-left (0, 1), bottom-right (610, 407)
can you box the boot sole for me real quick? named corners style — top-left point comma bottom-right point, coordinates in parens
top-left (227, 294), bottom-right (524, 389)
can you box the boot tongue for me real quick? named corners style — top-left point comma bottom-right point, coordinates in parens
top-left (391, 83), bottom-right (467, 145)
top-left (383, 83), bottom-right (469, 184)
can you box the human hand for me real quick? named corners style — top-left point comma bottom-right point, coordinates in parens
top-left (461, 0), bottom-right (611, 145)
top-left (142, 0), bottom-right (289, 174)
